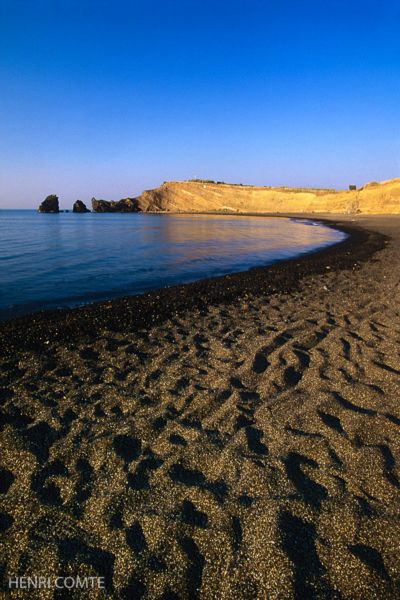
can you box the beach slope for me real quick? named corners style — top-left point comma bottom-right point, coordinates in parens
top-left (0, 216), bottom-right (399, 598)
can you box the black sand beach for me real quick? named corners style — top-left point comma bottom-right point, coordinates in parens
top-left (1, 215), bottom-right (399, 599)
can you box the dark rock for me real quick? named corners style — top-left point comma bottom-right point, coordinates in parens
top-left (73, 200), bottom-right (90, 213)
top-left (38, 195), bottom-right (59, 213)
top-left (91, 197), bottom-right (140, 212)
top-left (91, 198), bottom-right (111, 212)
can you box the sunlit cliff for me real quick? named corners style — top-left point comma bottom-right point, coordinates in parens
top-left (134, 178), bottom-right (400, 214)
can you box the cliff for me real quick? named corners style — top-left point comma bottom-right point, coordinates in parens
top-left (135, 178), bottom-right (400, 214)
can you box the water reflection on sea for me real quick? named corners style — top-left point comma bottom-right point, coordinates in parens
top-left (0, 211), bottom-right (346, 319)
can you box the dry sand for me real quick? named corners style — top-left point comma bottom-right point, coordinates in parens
top-left (0, 215), bottom-right (399, 599)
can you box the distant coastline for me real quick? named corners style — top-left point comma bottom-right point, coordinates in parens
top-left (35, 177), bottom-right (400, 214)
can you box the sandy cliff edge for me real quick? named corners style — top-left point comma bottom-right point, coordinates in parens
top-left (135, 178), bottom-right (400, 214)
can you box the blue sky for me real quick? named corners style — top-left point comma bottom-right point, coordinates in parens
top-left (0, 0), bottom-right (399, 208)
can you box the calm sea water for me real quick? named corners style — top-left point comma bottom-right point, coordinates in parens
top-left (0, 211), bottom-right (345, 320)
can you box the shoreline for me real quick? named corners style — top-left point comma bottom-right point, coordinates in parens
top-left (0, 216), bottom-right (387, 357)
top-left (1, 214), bottom-right (399, 598)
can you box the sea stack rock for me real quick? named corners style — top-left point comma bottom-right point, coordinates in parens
top-left (38, 194), bottom-right (59, 213)
top-left (73, 200), bottom-right (90, 213)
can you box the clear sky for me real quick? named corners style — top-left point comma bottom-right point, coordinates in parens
top-left (0, 0), bottom-right (399, 208)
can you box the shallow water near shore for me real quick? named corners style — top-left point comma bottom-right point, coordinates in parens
top-left (0, 211), bottom-right (345, 320)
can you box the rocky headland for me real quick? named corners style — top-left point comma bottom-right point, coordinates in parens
top-left (91, 197), bottom-right (138, 212)
top-left (38, 177), bottom-right (400, 215)
top-left (134, 177), bottom-right (400, 214)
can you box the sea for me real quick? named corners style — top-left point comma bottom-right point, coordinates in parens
top-left (0, 211), bottom-right (346, 320)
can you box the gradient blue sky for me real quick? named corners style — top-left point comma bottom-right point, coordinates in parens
top-left (1, 0), bottom-right (399, 208)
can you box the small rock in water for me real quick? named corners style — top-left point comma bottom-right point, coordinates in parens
top-left (73, 200), bottom-right (90, 213)
top-left (38, 194), bottom-right (59, 213)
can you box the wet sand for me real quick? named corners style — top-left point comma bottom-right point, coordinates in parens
top-left (1, 215), bottom-right (399, 599)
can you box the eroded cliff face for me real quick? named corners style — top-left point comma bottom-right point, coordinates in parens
top-left (91, 197), bottom-right (139, 212)
top-left (135, 178), bottom-right (400, 214)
